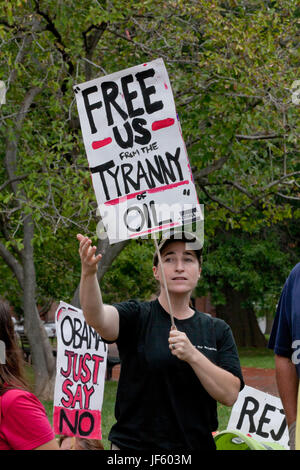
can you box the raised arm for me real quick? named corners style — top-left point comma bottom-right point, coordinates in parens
top-left (77, 234), bottom-right (119, 341)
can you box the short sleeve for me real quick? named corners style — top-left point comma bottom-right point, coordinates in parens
top-left (268, 287), bottom-right (292, 357)
top-left (1, 390), bottom-right (55, 450)
top-left (268, 263), bottom-right (300, 361)
top-left (215, 319), bottom-right (244, 391)
top-left (113, 300), bottom-right (141, 349)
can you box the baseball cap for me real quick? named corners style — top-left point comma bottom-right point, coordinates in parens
top-left (153, 231), bottom-right (203, 266)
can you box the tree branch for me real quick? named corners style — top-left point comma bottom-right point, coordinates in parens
top-left (199, 171), bottom-right (300, 214)
top-left (276, 192), bottom-right (300, 201)
top-left (235, 133), bottom-right (286, 141)
top-left (0, 240), bottom-right (24, 288)
top-left (33, 0), bottom-right (74, 76)
top-left (0, 174), bottom-right (28, 192)
top-left (82, 22), bottom-right (108, 80)
top-left (4, 86), bottom-right (41, 194)
top-left (194, 154), bottom-right (231, 179)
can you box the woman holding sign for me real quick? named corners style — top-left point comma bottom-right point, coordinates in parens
top-left (77, 232), bottom-right (244, 451)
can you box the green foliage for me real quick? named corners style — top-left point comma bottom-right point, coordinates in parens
top-left (0, 0), bottom-right (299, 318)
top-left (101, 239), bottom-right (157, 304)
top-left (197, 221), bottom-right (300, 317)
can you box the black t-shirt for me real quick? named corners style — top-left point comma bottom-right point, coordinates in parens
top-left (107, 299), bottom-right (244, 451)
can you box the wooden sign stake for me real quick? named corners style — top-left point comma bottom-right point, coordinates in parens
top-left (153, 237), bottom-right (176, 329)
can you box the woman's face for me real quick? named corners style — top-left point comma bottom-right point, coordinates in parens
top-left (152, 241), bottom-right (201, 294)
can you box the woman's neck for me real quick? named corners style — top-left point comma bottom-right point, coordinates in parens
top-left (157, 292), bottom-right (194, 319)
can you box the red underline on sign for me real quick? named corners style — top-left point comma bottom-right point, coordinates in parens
top-left (104, 180), bottom-right (189, 206)
top-left (92, 137), bottom-right (112, 149)
top-left (130, 221), bottom-right (181, 238)
top-left (57, 306), bottom-right (78, 321)
top-left (148, 180), bottom-right (189, 194)
top-left (56, 307), bottom-right (65, 321)
top-left (152, 118), bottom-right (175, 131)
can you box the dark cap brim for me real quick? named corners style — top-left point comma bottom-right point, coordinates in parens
top-left (153, 231), bottom-right (202, 266)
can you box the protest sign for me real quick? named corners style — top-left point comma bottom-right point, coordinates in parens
top-left (227, 385), bottom-right (289, 449)
top-left (74, 58), bottom-right (203, 244)
top-left (53, 301), bottom-right (107, 439)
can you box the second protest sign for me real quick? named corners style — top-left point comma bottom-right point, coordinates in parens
top-left (53, 301), bottom-right (107, 439)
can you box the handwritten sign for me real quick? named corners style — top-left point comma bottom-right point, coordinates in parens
top-left (74, 58), bottom-right (203, 243)
top-left (227, 385), bottom-right (289, 449)
top-left (53, 301), bottom-right (107, 439)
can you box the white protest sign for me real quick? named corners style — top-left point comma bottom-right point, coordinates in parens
top-left (227, 385), bottom-right (289, 449)
top-left (74, 58), bottom-right (203, 244)
top-left (53, 301), bottom-right (107, 439)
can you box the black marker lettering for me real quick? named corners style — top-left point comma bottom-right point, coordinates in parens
top-left (135, 68), bottom-right (164, 114)
top-left (146, 155), bottom-right (164, 186)
top-left (165, 147), bottom-right (183, 180)
top-left (60, 315), bottom-right (103, 350)
top-left (132, 118), bottom-right (151, 145)
top-left (82, 86), bottom-right (102, 134)
top-left (59, 409), bottom-right (95, 436)
top-left (91, 150), bottom-right (184, 201)
top-left (90, 160), bottom-right (116, 201)
top-left (121, 74), bottom-right (144, 118)
top-left (106, 165), bottom-right (122, 197)
top-left (59, 408), bottom-right (78, 434)
top-left (73, 318), bottom-right (83, 349)
top-left (158, 155), bottom-right (176, 183)
top-left (113, 121), bottom-right (133, 149)
top-left (236, 396), bottom-right (259, 433)
top-left (150, 200), bottom-right (172, 226)
top-left (78, 411), bottom-right (94, 436)
top-left (270, 409), bottom-right (287, 441)
top-left (124, 206), bottom-right (145, 232)
top-left (101, 81), bottom-right (128, 126)
top-left (121, 163), bottom-right (139, 193)
top-left (61, 316), bottom-right (74, 346)
top-left (256, 404), bottom-right (276, 438)
top-left (136, 160), bottom-right (152, 188)
top-left (142, 203), bottom-right (152, 228)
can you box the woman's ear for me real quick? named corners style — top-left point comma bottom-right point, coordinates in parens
top-left (152, 265), bottom-right (160, 280)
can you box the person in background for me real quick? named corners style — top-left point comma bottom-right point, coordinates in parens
top-left (0, 299), bottom-right (59, 450)
top-left (59, 435), bottom-right (104, 450)
top-left (268, 262), bottom-right (300, 450)
top-left (77, 231), bottom-right (244, 451)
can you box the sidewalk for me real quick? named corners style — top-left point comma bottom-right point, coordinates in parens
top-left (242, 367), bottom-right (278, 396)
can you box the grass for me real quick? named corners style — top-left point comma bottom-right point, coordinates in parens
top-left (238, 346), bottom-right (275, 369)
top-left (217, 346), bottom-right (276, 432)
top-left (25, 346), bottom-right (275, 449)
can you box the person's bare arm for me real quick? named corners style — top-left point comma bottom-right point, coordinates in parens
top-left (168, 329), bottom-right (240, 406)
top-left (77, 234), bottom-right (119, 341)
top-left (275, 354), bottom-right (298, 427)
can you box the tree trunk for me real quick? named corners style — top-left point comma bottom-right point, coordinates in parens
top-left (265, 309), bottom-right (275, 335)
top-left (72, 237), bottom-right (129, 308)
top-left (22, 215), bottom-right (56, 400)
top-left (215, 287), bottom-right (266, 347)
